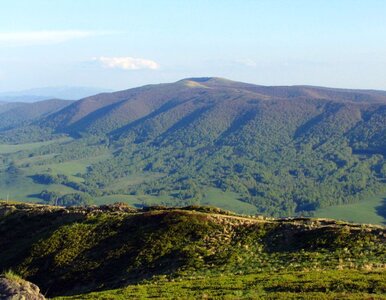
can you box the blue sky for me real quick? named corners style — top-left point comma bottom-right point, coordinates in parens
top-left (0, 0), bottom-right (385, 91)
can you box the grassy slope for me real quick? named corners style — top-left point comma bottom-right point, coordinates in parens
top-left (56, 270), bottom-right (386, 300)
top-left (0, 177), bottom-right (77, 202)
top-left (29, 153), bottom-right (112, 183)
top-left (315, 194), bottom-right (386, 225)
top-left (0, 150), bottom-right (111, 202)
top-left (0, 202), bottom-right (384, 298)
top-left (201, 187), bottom-right (258, 215)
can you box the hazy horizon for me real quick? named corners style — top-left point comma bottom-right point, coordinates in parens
top-left (3, 76), bottom-right (386, 100)
top-left (1, 0), bottom-right (386, 92)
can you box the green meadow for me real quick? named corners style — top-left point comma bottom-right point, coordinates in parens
top-left (0, 137), bottom-right (71, 154)
top-left (315, 194), bottom-right (386, 225)
top-left (201, 187), bottom-right (258, 215)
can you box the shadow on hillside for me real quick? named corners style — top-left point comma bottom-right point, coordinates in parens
top-left (0, 207), bottom-right (86, 277)
top-left (27, 193), bottom-right (47, 205)
top-left (375, 198), bottom-right (386, 225)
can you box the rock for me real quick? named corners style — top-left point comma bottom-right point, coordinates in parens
top-left (0, 275), bottom-right (45, 300)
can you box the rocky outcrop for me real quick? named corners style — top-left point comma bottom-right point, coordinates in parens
top-left (0, 275), bottom-right (45, 300)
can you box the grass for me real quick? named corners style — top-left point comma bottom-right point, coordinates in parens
top-left (2, 269), bottom-right (24, 283)
top-left (94, 193), bottom-right (175, 207)
top-left (106, 172), bottom-right (165, 190)
top-left (29, 153), bottom-right (113, 184)
top-left (95, 187), bottom-right (260, 214)
top-left (0, 175), bottom-right (77, 202)
top-left (16, 153), bottom-right (57, 166)
top-left (0, 137), bottom-right (71, 154)
top-left (201, 187), bottom-right (258, 215)
top-left (0, 153), bottom-right (113, 202)
top-left (54, 270), bottom-right (386, 299)
top-left (315, 194), bottom-right (386, 225)
top-left (39, 154), bottom-right (112, 175)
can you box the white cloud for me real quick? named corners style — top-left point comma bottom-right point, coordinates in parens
top-left (93, 56), bottom-right (160, 70)
top-left (0, 30), bottom-right (104, 46)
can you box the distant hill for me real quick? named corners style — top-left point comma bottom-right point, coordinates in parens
top-left (0, 86), bottom-right (112, 102)
top-left (0, 202), bottom-right (384, 298)
top-left (0, 102), bottom-right (26, 113)
top-left (0, 99), bottom-right (74, 130)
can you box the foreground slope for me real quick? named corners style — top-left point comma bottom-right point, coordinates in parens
top-left (57, 271), bottom-right (385, 299)
top-left (0, 202), bottom-right (384, 298)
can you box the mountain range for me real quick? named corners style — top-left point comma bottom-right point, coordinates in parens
top-left (0, 77), bottom-right (385, 220)
top-left (43, 77), bottom-right (386, 136)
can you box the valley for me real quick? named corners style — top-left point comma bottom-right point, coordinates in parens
top-left (0, 78), bottom-right (386, 223)
top-left (2, 3), bottom-right (385, 299)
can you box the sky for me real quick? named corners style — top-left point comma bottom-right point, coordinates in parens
top-left (0, 0), bottom-right (386, 92)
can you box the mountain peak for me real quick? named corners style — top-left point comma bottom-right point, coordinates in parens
top-left (178, 77), bottom-right (246, 89)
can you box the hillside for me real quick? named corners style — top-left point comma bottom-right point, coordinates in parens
top-left (0, 201), bottom-right (385, 298)
top-left (42, 77), bottom-right (386, 136)
top-left (0, 99), bottom-right (74, 130)
top-left (0, 78), bottom-right (385, 220)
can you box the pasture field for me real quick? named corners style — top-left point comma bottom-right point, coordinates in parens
top-left (106, 172), bottom-right (166, 190)
top-left (0, 137), bottom-right (71, 154)
top-left (0, 176), bottom-right (77, 202)
top-left (315, 194), bottom-right (386, 225)
top-left (95, 187), bottom-right (259, 215)
top-left (201, 187), bottom-right (258, 215)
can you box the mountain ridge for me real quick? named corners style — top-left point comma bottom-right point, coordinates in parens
top-left (38, 77), bottom-right (386, 138)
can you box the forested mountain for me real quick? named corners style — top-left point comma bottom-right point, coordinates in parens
top-left (0, 78), bottom-right (386, 219)
top-left (43, 77), bottom-right (386, 136)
